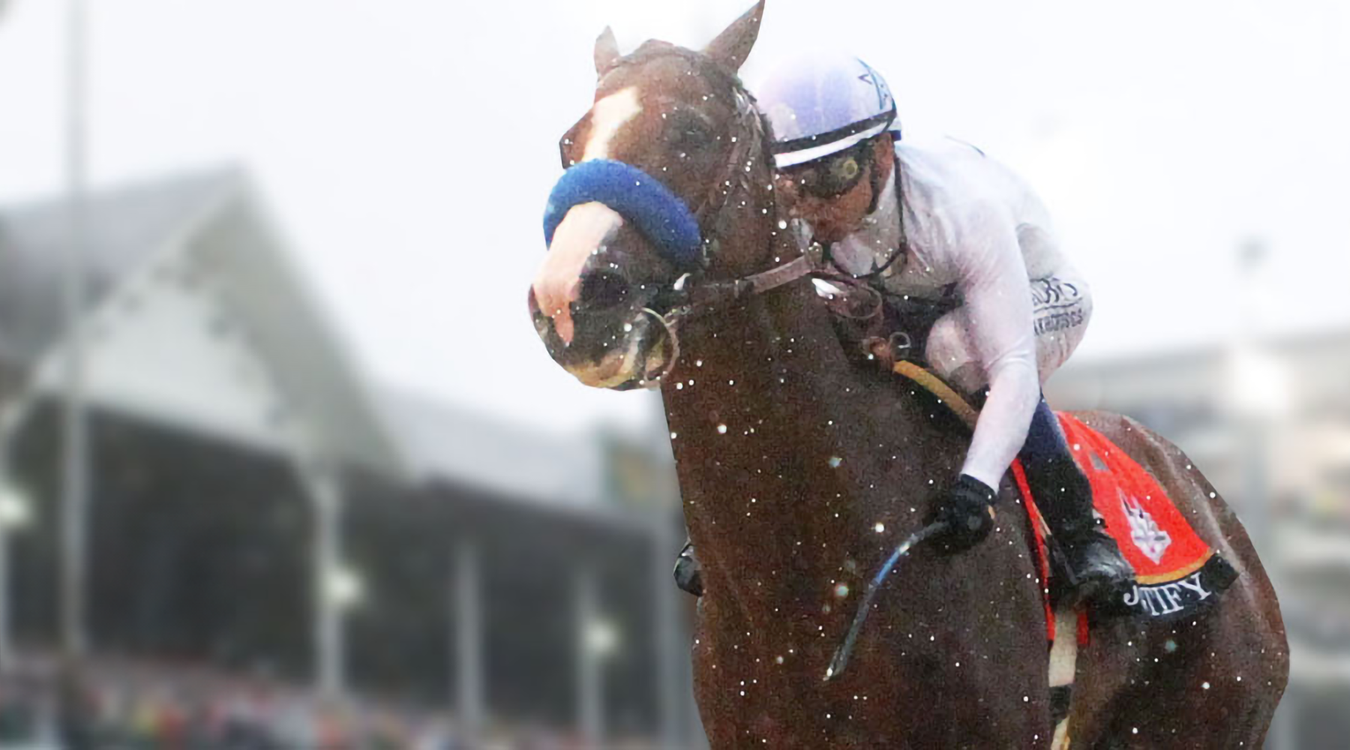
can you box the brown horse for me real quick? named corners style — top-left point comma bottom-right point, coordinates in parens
top-left (527, 3), bottom-right (1288, 747)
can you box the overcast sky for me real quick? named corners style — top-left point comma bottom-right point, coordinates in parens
top-left (1, 0), bottom-right (1347, 434)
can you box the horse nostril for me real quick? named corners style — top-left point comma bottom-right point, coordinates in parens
top-left (577, 270), bottom-right (631, 312)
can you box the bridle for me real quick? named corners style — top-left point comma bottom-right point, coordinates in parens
top-left (585, 50), bottom-right (826, 386)
top-left (558, 53), bottom-right (950, 677)
top-left (545, 47), bottom-right (871, 388)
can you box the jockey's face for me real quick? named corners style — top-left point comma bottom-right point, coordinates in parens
top-left (779, 135), bottom-right (894, 244)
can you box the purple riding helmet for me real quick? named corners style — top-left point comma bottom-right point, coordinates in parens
top-left (754, 51), bottom-right (901, 169)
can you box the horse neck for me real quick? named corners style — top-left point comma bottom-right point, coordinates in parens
top-left (661, 275), bottom-right (897, 593)
top-left (668, 279), bottom-right (862, 428)
top-left (658, 125), bottom-right (946, 620)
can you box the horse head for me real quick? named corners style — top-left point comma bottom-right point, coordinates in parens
top-left (528, 2), bottom-right (781, 390)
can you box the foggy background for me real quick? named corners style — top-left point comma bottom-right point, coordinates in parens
top-left (0, 0), bottom-right (1346, 747)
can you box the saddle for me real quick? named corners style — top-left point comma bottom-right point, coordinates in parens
top-left (813, 273), bottom-right (958, 373)
top-left (820, 276), bottom-right (1238, 626)
top-left (818, 289), bottom-right (1242, 747)
top-left (880, 365), bottom-right (1243, 748)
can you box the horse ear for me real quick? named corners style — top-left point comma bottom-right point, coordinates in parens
top-left (594, 26), bottom-right (620, 76)
top-left (703, 0), bottom-right (765, 73)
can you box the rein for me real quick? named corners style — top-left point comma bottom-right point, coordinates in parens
top-left (636, 246), bottom-right (822, 387)
top-left (546, 49), bottom-right (828, 389)
top-left (625, 68), bottom-right (948, 673)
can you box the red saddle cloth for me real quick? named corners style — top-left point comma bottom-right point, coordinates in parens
top-left (1014, 413), bottom-right (1238, 630)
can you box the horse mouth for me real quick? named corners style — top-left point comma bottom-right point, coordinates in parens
top-left (555, 311), bottom-right (671, 390)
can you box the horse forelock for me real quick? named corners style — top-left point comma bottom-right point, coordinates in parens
top-left (603, 40), bottom-right (753, 109)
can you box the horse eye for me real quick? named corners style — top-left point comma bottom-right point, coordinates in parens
top-left (671, 123), bottom-right (714, 151)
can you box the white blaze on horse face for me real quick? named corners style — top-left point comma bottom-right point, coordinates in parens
top-left (533, 87), bottom-right (639, 348)
top-left (531, 202), bottom-right (624, 345)
top-left (583, 87), bottom-right (642, 161)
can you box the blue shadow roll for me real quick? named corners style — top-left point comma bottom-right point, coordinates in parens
top-left (542, 159), bottom-right (703, 268)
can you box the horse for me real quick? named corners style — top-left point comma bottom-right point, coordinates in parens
top-left (527, 3), bottom-right (1288, 746)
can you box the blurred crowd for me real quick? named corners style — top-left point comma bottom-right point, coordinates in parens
top-left (0, 656), bottom-right (658, 750)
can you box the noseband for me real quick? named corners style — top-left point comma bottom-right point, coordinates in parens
top-left (542, 49), bottom-right (825, 386)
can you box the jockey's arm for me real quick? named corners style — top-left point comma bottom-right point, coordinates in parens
top-left (953, 207), bottom-right (1041, 491)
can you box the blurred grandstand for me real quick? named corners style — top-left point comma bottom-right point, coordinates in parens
top-left (1, 168), bottom-right (1346, 748)
top-left (0, 170), bottom-right (698, 748)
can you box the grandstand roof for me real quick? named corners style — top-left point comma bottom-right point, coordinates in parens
top-left (0, 168), bottom-right (623, 508)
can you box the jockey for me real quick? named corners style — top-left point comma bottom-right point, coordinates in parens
top-left (675, 51), bottom-right (1134, 605)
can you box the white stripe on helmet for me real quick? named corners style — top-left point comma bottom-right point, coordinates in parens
top-left (773, 121), bottom-right (892, 169)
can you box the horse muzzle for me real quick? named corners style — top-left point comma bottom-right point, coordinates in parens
top-left (530, 158), bottom-right (697, 390)
top-left (529, 300), bottom-right (670, 390)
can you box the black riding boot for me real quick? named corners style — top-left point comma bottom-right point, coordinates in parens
top-left (1021, 395), bottom-right (1134, 605)
top-left (673, 539), bottom-right (703, 597)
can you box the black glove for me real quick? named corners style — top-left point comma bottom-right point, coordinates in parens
top-left (928, 474), bottom-right (997, 554)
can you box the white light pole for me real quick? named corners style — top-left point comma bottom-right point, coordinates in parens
top-left (576, 568), bottom-right (618, 747)
top-left (59, 0), bottom-right (91, 666)
top-left (454, 543), bottom-right (484, 746)
top-left (1228, 240), bottom-right (1297, 750)
top-left (651, 514), bottom-right (681, 748)
top-left (306, 468), bottom-right (348, 699)
top-left (0, 478), bottom-right (33, 670)
top-left (1225, 240), bottom-right (1287, 551)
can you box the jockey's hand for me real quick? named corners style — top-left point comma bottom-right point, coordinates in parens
top-left (929, 474), bottom-right (998, 554)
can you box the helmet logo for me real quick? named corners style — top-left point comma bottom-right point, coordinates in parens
top-left (857, 60), bottom-right (893, 111)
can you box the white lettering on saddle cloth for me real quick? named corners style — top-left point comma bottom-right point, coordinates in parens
top-left (1122, 572), bottom-right (1214, 617)
top-left (1121, 491), bottom-right (1171, 564)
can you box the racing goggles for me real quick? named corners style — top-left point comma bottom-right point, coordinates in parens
top-left (783, 141), bottom-right (874, 199)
